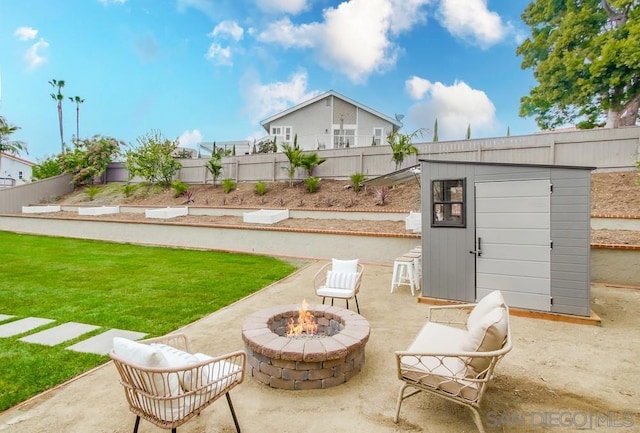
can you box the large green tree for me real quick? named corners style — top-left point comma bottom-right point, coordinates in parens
top-left (517, 0), bottom-right (640, 129)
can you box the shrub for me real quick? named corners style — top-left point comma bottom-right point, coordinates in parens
top-left (350, 172), bottom-right (366, 193)
top-left (122, 183), bottom-right (136, 197)
top-left (86, 185), bottom-right (100, 201)
top-left (171, 180), bottom-right (189, 198)
top-left (373, 187), bottom-right (390, 206)
top-left (59, 135), bottom-right (124, 187)
top-left (32, 155), bottom-right (63, 180)
top-left (255, 181), bottom-right (268, 196)
top-left (304, 176), bottom-right (321, 193)
top-left (222, 178), bottom-right (236, 194)
top-left (125, 130), bottom-right (181, 187)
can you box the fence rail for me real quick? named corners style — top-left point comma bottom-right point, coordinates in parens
top-left (107, 127), bottom-right (640, 184)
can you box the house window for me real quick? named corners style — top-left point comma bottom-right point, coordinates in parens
top-left (373, 127), bottom-right (384, 146)
top-left (271, 126), bottom-right (292, 144)
top-left (334, 128), bottom-right (355, 148)
top-left (18, 171), bottom-right (23, 179)
top-left (432, 179), bottom-right (466, 227)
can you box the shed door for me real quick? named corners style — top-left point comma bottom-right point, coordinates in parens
top-left (474, 179), bottom-right (551, 311)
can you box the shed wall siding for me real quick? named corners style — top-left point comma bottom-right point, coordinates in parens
top-left (550, 169), bottom-right (591, 316)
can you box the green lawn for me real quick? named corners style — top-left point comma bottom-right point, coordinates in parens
top-left (0, 231), bottom-right (297, 411)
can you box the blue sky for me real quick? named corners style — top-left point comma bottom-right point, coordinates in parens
top-left (0, 0), bottom-right (537, 161)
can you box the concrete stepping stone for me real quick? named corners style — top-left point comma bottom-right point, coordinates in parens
top-left (66, 328), bottom-right (147, 356)
top-left (19, 322), bottom-right (100, 346)
top-left (0, 314), bottom-right (15, 322)
top-left (0, 317), bottom-right (54, 338)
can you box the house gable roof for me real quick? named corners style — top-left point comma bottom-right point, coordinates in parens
top-left (260, 89), bottom-right (402, 131)
top-left (0, 152), bottom-right (34, 166)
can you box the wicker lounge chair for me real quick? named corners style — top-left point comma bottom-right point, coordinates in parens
top-left (313, 258), bottom-right (365, 313)
top-left (394, 290), bottom-right (512, 433)
top-left (110, 333), bottom-right (246, 433)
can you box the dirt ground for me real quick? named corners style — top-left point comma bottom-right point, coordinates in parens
top-left (54, 171), bottom-right (640, 243)
top-left (1, 263), bottom-right (638, 433)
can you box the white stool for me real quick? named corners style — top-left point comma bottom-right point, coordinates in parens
top-left (390, 256), bottom-right (416, 296)
top-left (403, 252), bottom-right (422, 291)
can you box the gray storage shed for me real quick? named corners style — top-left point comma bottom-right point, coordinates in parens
top-left (421, 159), bottom-right (594, 317)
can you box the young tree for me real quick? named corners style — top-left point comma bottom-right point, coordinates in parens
top-left (281, 141), bottom-right (302, 187)
top-left (0, 116), bottom-right (27, 177)
top-left (125, 130), bottom-right (181, 186)
top-left (517, 0), bottom-right (640, 129)
top-left (206, 153), bottom-right (223, 186)
top-left (432, 118), bottom-right (439, 142)
top-left (299, 152), bottom-right (326, 177)
top-left (49, 79), bottom-right (65, 151)
top-left (466, 124), bottom-right (471, 140)
top-left (68, 95), bottom-right (85, 144)
top-left (59, 135), bottom-right (123, 187)
top-left (387, 129), bottom-right (423, 170)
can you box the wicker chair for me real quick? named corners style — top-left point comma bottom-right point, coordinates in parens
top-left (313, 258), bottom-right (365, 313)
top-left (394, 291), bottom-right (512, 433)
top-left (110, 333), bottom-right (246, 433)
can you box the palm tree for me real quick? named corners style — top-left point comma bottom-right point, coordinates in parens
top-left (387, 129), bottom-right (424, 170)
top-left (206, 154), bottom-right (223, 186)
top-left (281, 141), bottom-right (303, 187)
top-left (49, 79), bottom-right (65, 151)
top-left (0, 116), bottom-right (27, 178)
top-left (299, 152), bottom-right (326, 177)
top-left (68, 95), bottom-right (85, 144)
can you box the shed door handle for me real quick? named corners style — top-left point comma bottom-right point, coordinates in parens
top-left (469, 237), bottom-right (482, 256)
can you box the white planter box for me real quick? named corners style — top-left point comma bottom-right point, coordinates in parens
top-left (22, 205), bottom-right (61, 214)
top-left (405, 212), bottom-right (421, 233)
top-left (243, 209), bottom-right (290, 224)
top-left (78, 206), bottom-right (120, 216)
top-left (145, 207), bottom-right (189, 219)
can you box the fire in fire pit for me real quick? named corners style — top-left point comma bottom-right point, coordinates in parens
top-left (286, 299), bottom-right (317, 337)
top-left (242, 302), bottom-right (370, 390)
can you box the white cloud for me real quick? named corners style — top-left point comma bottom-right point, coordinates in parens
top-left (241, 70), bottom-right (321, 124)
top-left (14, 27), bottom-right (38, 41)
top-left (405, 76), bottom-right (432, 100)
top-left (255, 0), bottom-right (308, 15)
top-left (406, 79), bottom-right (497, 140)
top-left (176, 0), bottom-right (217, 19)
top-left (178, 129), bottom-right (203, 149)
top-left (209, 21), bottom-right (244, 41)
top-left (205, 43), bottom-right (232, 65)
top-left (257, 0), bottom-right (432, 83)
top-left (437, 0), bottom-right (508, 48)
top-left (25, 39), bottom-right (49, 69)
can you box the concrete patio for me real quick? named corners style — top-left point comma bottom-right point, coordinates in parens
top-left (0, 262), bottom-right (638, 432)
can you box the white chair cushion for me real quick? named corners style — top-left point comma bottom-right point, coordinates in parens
top-left (462, 307), bottom-right (508, 376)
top-left (332, 258), bottom-right (358, 274)
top-left (151, 343), bottom-right (199, 391)
top-left (316, 286), bottom-right (352, 299)
top-left (112, 337), bottom-right (182, 396)
top-left (408, 322), bottom-right (468, 353)
top-left (191, 353), bottom-right (242, 395)
top-left (467, 290), bottom-right (505, 330)
top-left (325, 270), bottom-right (358, 289)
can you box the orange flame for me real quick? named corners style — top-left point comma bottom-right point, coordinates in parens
top-left (286, 299), bottom-right (317, 337)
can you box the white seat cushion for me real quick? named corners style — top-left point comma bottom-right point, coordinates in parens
top-left (112, 337), bottom-right (182, 397)
top-left (316, 286), bottom-right (353, 299)
top-left (408, 322), bottom-right (468, 353)
top-left (462, 307), bottom-right (508, 376)
top-left (325, 270), bottom-right (358, 289)
top-left (467, 290), bottom-right (505, 330)
top-left (332, 258), bottom-right (358, 273)
top-left (151, 343), bottom-right (199, 391)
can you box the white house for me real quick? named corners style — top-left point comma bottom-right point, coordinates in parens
top-left (260, 90), bottom-right (402, 151)
top-left (0, 152), bottom-right (33, 187)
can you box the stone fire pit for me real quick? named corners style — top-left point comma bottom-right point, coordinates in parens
top-left (241, 303), bottom-right (371, 390)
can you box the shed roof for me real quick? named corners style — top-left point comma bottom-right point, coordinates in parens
top-left (419, 159), bottom-right (596, 171)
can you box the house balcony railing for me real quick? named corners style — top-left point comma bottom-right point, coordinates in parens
top-left (0, 177), bottom-right (16, 188)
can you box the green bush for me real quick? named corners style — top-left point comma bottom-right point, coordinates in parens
top-left (125, 130), bottom-right (181, 187)
top-left (85, 186), bottom-right (100, 201)
top-left (122, 183), bottom-right (137, 197)
top-left (32, 155), bottom-right (63, 180)
top-left (255, 181), bottom-right (268, 196)
top-left (222, 178), bottom-right (236, 194)
top-left (171, 180), bottom-right (189, 198)
top-left (350, 172), bottom-right (366, 193)
top-left (304, 176), bottom-right (321, 193)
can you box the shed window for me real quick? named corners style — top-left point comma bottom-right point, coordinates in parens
top-left (432, 179), bottom-right (465, 227)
